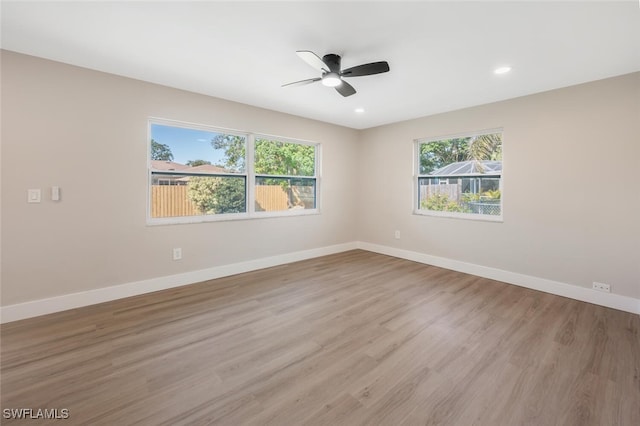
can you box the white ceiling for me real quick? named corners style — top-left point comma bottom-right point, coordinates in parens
top-left (2, 1), bottom-right (639, 129)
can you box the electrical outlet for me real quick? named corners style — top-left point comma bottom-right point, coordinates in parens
top-left (172, 248), bottom-right (182, 261)
top-left (592, 282), bottom-right (610, 293)
top-left (394, 230), bottom-right (401, 239)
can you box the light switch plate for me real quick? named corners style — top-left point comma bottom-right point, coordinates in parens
top-left (27, 189), bottom-right (41, 203)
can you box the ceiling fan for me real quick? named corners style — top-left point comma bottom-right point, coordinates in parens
top-left (282, 50), bottom-right (390, 97)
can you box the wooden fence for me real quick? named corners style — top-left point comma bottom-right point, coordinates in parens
top-left (420, 183), bottom-right (460, 202)
top-left (152, 186), bottom-right (198, 217)
top-left (255, 186), bottom-right (289, 212)
top-left (151, 185), bottom-right (309, 218)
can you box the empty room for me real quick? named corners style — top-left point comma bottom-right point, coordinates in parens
top-left (1, 1), bottom-right (639, 425)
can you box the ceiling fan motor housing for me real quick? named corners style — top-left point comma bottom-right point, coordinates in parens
top-left (322, 54), bottom-right (342, 73)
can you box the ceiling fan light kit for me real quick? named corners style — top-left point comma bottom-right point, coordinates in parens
top-left (322, 72), bottom-right (342, 87)
top-left (283, 50), bottom-right (390, 97)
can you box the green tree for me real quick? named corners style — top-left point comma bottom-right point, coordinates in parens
top-left (422, 193), bottom-right (469, 212)
top-left (467, 133), bottom-right (502, 173)
top-left (151, 139), bottom-right (174, 161)
top-left (213, 178), bottom-right (246, 213)
top-left (211, 134), bottom-right (245, 172)
top-left (254, 139), bottom-right (315, 176)
top-left (419, 138), bottom-right (469, 174)
top-left (187, 177), bottom-right (245, 214)
top-left (467, 133), bottom-right (502, 162)
top-left (419, 133), bottom-right (502, 174)
top-left (186, 159), bottom-right (212, 167)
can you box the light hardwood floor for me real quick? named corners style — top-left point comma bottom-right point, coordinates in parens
top-left (1, 250), bottom-right (639, 425)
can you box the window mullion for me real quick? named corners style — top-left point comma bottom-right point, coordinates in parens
top-left (247, 133), bottom-right (256, 216)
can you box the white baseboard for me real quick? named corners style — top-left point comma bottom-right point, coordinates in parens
top-left (0, 242), bottom-right (358, 323)
top-left (2, 240), bottom-right (637, 323)
top-left (357, 242), bottom-right (640, 315)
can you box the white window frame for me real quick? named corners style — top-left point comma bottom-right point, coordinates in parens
top-left (413, 128), bottom-right (504, 222)
top-left (147, 118), bottom-right (320, 225)
top-left (252, 133), bottom-right (321, 219)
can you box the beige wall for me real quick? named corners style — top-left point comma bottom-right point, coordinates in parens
top-left (0, 51), bottom-right (360, 305)
top-left (357, 72), bottom-right (640, 299)
top-left (2, 50), bottom-right (638, 308)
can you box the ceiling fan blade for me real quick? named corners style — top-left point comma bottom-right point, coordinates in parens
top-left (282, 77), bottom-right (321, 87)
top-left (296, 50), bottom-right (329, 72)
top-left (335, 80), bottom-right (356, 97)
top-left (341, 61), bottom-right (390, 77)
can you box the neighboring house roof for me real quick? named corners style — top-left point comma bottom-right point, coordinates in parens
top-left (175, 164), bottom-right (232, 183)
top-left (150, 161), bottom-right (233, 184)
top-left (189, 164), bottom-right (228, 174)
top-left (150, 161), bottom-right (228, 174)
top-left (430, 160), bottom-right (502, 176)
top-left (150, 160), bottom-right (191, 171)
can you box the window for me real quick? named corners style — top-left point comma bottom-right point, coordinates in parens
top-left (415, 130), bottom-right (503, 220)
top-left (254, 138), bottom-right (317, 212)
top-left (148, 119), bottom-right (319, 224)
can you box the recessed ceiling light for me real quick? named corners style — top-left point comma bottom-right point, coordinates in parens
top-left (494, 66), bottom-right (512, 75)
top-left (355, 108), bottom-right (365, 113)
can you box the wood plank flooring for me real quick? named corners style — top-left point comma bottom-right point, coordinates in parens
top-left (1, 250), bottom-right (639, 425)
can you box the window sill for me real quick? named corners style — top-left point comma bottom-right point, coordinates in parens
top-left (413, 209), bottom-right (503, 223)
top-left (147, 208), bottom-right (320, 226)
